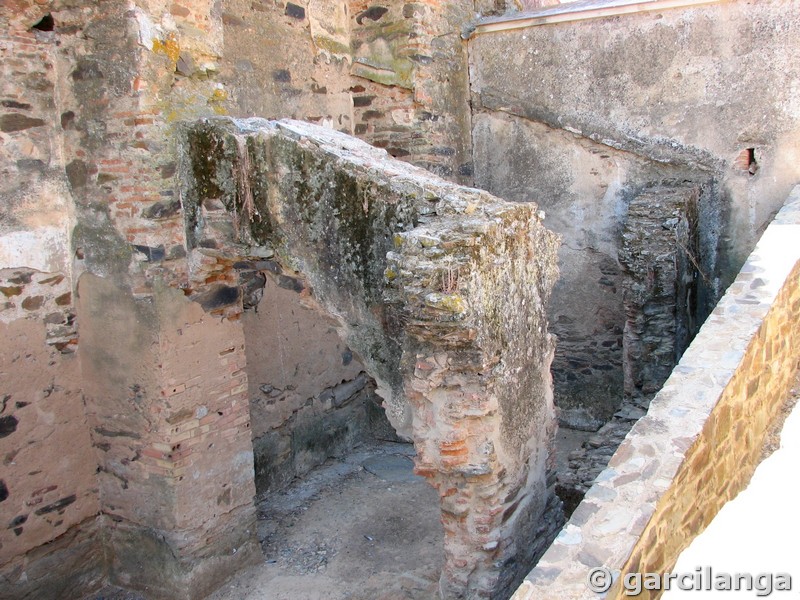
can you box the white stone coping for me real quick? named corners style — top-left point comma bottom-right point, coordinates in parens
top-left (513, 184), bottom-right (800, 599)
top-left (468, 0), bottom-right (723, 37)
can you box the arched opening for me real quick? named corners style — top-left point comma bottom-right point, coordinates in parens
top-left (178, 116), bottom-right (563, 599)
top-left (234, 266), bottom-right (445, 597)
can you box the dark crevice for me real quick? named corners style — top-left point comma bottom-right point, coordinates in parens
top-left (32, 14), bottom-right (55, 32)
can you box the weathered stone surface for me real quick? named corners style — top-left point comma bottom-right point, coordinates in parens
top-left (181, 116), bottom-right (560, 599)
top-left (0, 113), bottom-right (46, 133)
top-left (619, 185), bottom-right (702, 399)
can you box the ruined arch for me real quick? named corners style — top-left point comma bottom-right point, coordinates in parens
top-left (179, 117), bottom-right (562, 598)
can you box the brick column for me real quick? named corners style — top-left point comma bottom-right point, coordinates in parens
top-left (56, 1), bottom-right (259, 596)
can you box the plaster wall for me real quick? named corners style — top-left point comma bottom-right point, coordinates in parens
top-left (470, 0), bottom-right (800, 273)
top-left (469, 0), bottom-right (800, 424)
top-left (473, 112), bottom-right (714, 426)
top-left (0, 319), bottom-right (100, 600)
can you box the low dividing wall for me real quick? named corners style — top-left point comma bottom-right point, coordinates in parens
top-left (514, 186), bottom-right (800, 599)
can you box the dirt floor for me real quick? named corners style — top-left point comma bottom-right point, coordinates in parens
top-left (208, 441), bottom-right (443, 600)
top-left (89, 434), bottom-right (592, 600)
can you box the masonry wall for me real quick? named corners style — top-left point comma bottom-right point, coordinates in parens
top-left (0, 319), bottom-right (101, 600)
top-left (1, 6), bottom-right (99, 598)
top-left (181, 117), bottom-right (561, 599)
top-left (221, 0), bottom-right (354, 131)
top-left (619, 185), bottom-right (700, 400)
top-left (1, 1), bottom-right (263, 597)
top-left (350, 0), bottom-right (475, 183)
top-left (219, 0), bottom-right (477, 183)
top-left (241, 269), bottom-right (397, 496)
top-left (215, 0), bottom-right (488, 496)
top-left (469, 0), bottom-right (800, 426)
top-left (0, 1), bottom-right (486, 595)
top-left (514, 187), bottom-right (800, 600)
top-left (472, 112), bottom-right (715, 427)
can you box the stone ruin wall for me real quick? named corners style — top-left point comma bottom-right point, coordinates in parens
top-left (0, 0), bottom-right (564, 589)
top-left (469, 0), bottom-right (800, 428)
top-left (240, 275), bottom-right (393, 496)
top-left (3, 0), bottom-right (800, 598)
top-left (515, 186), bottom-right (800, 600)
top-left (0, 0), bottom-right (484, 597)
top-left (180, 117), bottom-right (561, 598)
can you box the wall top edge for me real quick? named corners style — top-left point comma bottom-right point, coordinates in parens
top-left (467, 0), bottom-right (724, 38)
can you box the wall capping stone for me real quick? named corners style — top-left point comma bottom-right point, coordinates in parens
top-left (468, 0), bottom-right (724, 38)
top-left (514, 185), bottom-right (800, 599)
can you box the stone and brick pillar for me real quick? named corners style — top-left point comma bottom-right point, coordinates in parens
top-left (0, 1), bottom-right (258, 598)
top-left (180, 117), bottom-right (562, 600)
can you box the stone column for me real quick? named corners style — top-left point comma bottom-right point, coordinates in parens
top-left (619, 184), bottom-right (701, 400)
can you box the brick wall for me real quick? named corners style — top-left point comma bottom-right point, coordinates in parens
top-left (514, 187), bottom-right (800, 599)
top-left (241, 276), bottom-right (390, 495)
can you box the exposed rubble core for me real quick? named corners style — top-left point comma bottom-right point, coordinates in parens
top-left (180, 117), bottom-right (561, 598)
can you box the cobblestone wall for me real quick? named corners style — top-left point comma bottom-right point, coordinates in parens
top-left (514, 187), bottom-right (800, 599)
